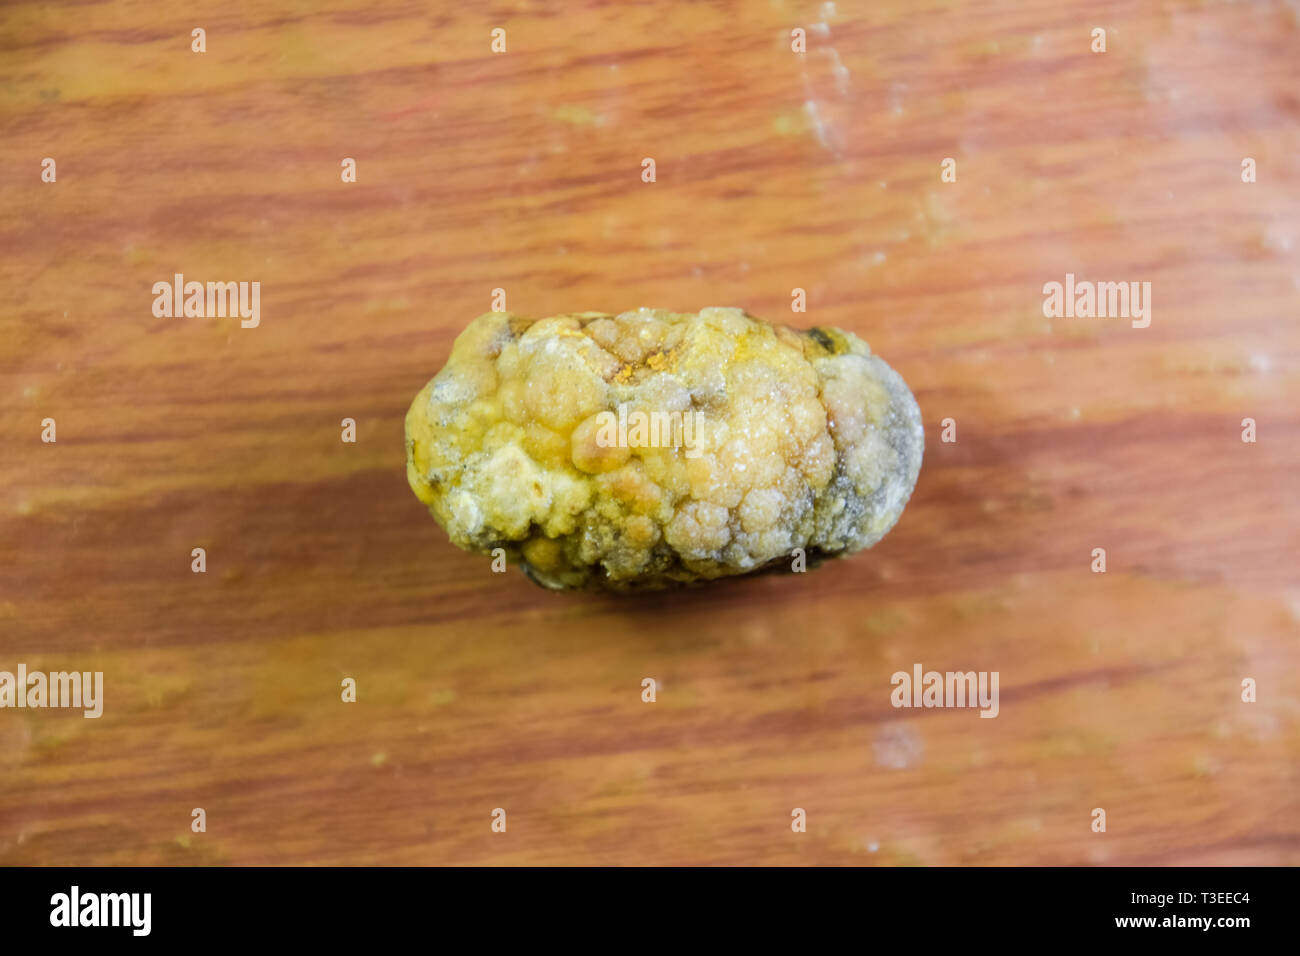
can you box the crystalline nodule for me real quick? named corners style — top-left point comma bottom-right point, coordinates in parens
top-left (405, 307), bottom-right (924, 590)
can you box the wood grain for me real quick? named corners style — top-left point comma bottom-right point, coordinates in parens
top-left (1, 0), bottom-right (1297, 865)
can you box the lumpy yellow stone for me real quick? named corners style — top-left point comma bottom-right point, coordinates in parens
top-left (405, 308), bottom-right (924, 590)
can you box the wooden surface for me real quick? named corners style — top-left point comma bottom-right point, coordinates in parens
top-left (2, 0), bottom-right (1298, 866)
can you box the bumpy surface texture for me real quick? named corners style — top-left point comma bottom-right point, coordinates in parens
top-left (405, 308), bottom-right (924, 590)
